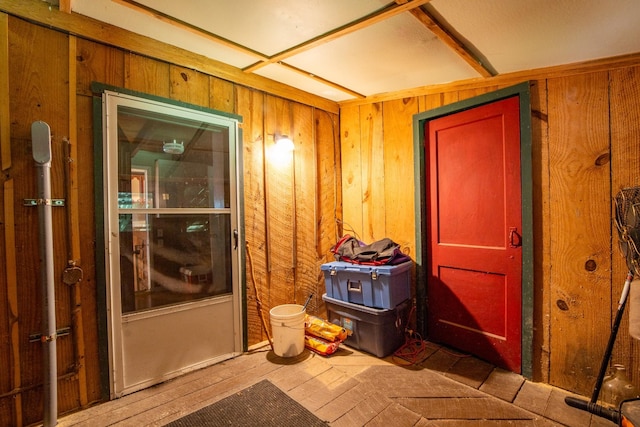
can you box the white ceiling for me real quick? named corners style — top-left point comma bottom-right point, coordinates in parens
top-left (70, 0), bottom-right (640, 103)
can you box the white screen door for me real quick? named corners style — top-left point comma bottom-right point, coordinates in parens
top-left (102, 90), bottom-right (243, 397)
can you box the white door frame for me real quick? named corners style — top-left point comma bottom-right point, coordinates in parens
top-left (101, 90), bottom-right (244, 397)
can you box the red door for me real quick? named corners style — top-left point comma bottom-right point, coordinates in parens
top-left (426, 96), bottom-right (522, 373)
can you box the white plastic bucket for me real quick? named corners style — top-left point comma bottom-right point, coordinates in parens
top-left (269, 304), bottom-right (306, 357)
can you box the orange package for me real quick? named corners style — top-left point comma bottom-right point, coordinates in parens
top-left (304, 334), bottom-right (341, 356)
top-left (305, 315), bottom-right (348, 342)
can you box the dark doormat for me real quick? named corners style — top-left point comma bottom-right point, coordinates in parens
top-left (165, 379), bottom-right (327, 426)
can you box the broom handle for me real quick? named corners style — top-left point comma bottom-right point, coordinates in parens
top-left (246, 242), bottom-right (274, 350)
top-left (591, 270), bottom-right (634, 403)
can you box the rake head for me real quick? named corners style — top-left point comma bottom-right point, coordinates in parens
top-left (615, 187), bottom-right (640, 276)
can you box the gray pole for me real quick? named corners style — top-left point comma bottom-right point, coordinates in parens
top-left (32, 121), bottom-right (57, 427)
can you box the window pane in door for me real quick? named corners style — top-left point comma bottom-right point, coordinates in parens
top-left (117, 105), bottom-right (230, 209)
top-left (114, 104), bottom-right (233, 314)
top-left (119, 213), bottom-right (232, 313)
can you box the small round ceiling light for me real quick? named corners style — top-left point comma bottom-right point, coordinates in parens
top-left (163, 139), bottom-right (184, 154)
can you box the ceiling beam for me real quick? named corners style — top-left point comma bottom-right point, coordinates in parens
top-left (397, 0), bottom-right (496, 78)
top-left (113, 0), bottom-right (269, 61)
top-left (112, 0), bottom-right (432, 99)
top-left (279, 62), bottom-right (366, 99)
top-left (242, 0), bottom-right (434, 73)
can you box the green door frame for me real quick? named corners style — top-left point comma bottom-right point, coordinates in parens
top-left (412, 82), bottom-right (533, 378)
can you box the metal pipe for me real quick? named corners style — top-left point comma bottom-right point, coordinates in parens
top-left (31, 121), bottom-right (57, 427)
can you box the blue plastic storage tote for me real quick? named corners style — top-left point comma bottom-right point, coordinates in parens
top-left (321, 260), bottom-right (412, 309)
top-left (323, 293), bottom-right (409, 357)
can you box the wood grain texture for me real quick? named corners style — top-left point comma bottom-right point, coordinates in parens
top-left (382, 97), bottom-right (419, 258)
top-left (315, 109), bottom-right (341, 317)
top-left (170, 64), bottom-right (209, 106)
top-left (529, 80), bottom-right (552, 384)
top-left (209, 77), bottom-right (235, 114)
top-left (7, 16), bottom-right (78, 422)
top-left (360, 103), bottom-right (385, 243)
top-left (124, 53), bottom-right (170, 97)
top-left (339, 105), bottom-right (363, 239)
top-left (236, 86), bottom-right (268, 346)
top-left (264, 95), bottom-right (295, 308)
top-left (2, 179), bottom-right (22, 426)
top-left (291, 103), bottom-right (317, 307)
top-left (75, 38), bottom-right (122, 406)
top-left (610, 65), bottom-right (640, 383)
top-left (0, 0), bottom-right (338, 113)
top-left (547, 72), bottom-right (612, 394)
top-left (0, 13), bottom-right (10, 171)
top-left (75, 38), bottom-right (124, 97)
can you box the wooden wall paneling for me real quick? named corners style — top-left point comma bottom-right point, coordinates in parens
top-left (67, 34), bottom-right (89, 409)
top-left (0, 13), bottom-right (10, 171)
top-left (2, 179), bottom-right (21, 426)
top-left (124, 53), bottom-right (170, 97)
top-left (209, 77), bottom-right (235, 114)
top-left (609, 65), bottom-right (640, 383)
top-left (381, 96), bottom-right (418, 326)
top-left (547, 72), bottom-right (612, 395)
top-left (529, 79), bottom-right (552, 383)
top-left (339, 105), bottom-right (363, 238)
top-left (76, 38), bottom-right (125, 97)
top-left (421, 93), bottom-right (445, 112)
top-left (442, 91), bottom-right (459, 107)
top-left (315, 110), bottom-right (341, 316)
top-left (457, 86), bottom-right (499, 101)
top-left (359, 103), bottom-right (385, 243)
top-left (236, 86), bottom-right (268, 345)
top-left (169, 65), bottom-right (209, 106)
top-left (381, 97), bottom-right (419, 258)
top-left (75, 93), bottom-right (102, 404)
top-left (8, 17), bottom-right (77, 422)
top-left (0, 12), bottom-right (15, 425)
top-left (264, 95), bottom-right (295, 308)
top-left (1, 0), bottom-right (339, 113)
top-left (75, 37), bottom-right (123, 404)
top-left (291, 103), bottom-right (317, 308)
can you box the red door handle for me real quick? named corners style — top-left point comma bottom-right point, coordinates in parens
top-left (509, 227), bottom-right (522, 248)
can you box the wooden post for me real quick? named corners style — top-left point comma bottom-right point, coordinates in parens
top-left (0, 13), bottom-right (11, 171)
top-left (4, 180), bottom-right (22, 426)
top-left (67, 35), bottom-right (88, 407)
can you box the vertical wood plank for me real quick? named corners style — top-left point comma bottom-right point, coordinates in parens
top-left (458, 86), bottom-right (499, 101)
top-left (382, 97), bottom-right (419, 258)
top-left (209, 77), bottom-right (235, 114)
top-left (264, 95), bottom-right (295, 308)
top-left (3, 179), bottom-right (22, 427)
top-left (75, 38), bottom-right (123, 404)
top-left (76, 38), bottom-right (125, 96)
top-left (610, 65), bottom-right (640, 383)
top-left (124, 53), bottom-right (170, 97)
top-left (547, 72), bottom-right (611, 394)
top-left (360, 102), bottom-right (385, 242)
top-left (315, 110), bottom-right (341, 316)
top-left (237, 86), bottom-right (268, 345)
top-left (169, 65), bottom-right (209, 106)
top-left (529, 79), bottom-right (552, 383)
top-left (291, 103), bottom-right (316, 306)
top-left (423, 93), bottom-right (445, 111)
top-left (68, 34), bottom-right (89, 408)
top-left (0, 13), bottom-right (10, 171)
top-left (339, 105), bottom-right (362, 239)
top-left (442, 91), bottom-right (459, 106)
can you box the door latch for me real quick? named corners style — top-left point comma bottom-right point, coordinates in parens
top-left (509, 227), bottom-right (522, 248)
